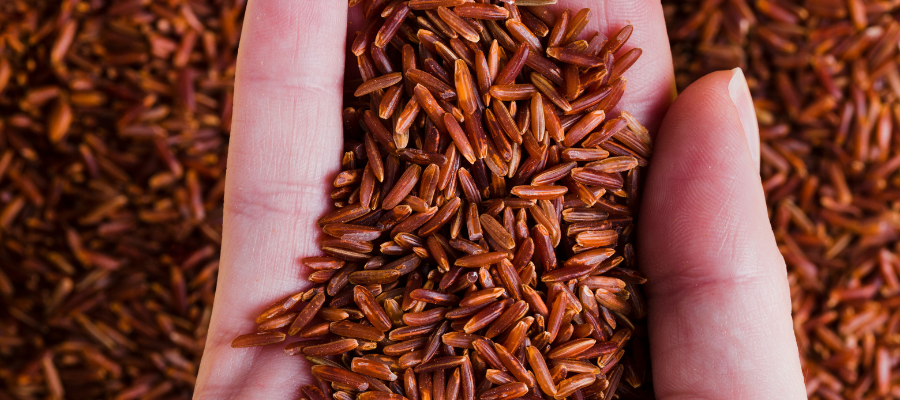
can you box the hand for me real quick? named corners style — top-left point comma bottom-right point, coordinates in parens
top-left (194, 1), bottom-right (807, 399)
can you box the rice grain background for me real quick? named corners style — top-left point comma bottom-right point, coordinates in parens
top-left (0, 0), bottom-right (898, 399)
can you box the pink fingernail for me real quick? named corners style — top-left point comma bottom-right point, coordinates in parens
top-left (728, 68), bottom-right (760, 171)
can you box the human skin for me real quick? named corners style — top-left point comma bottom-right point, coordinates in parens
top-left (193, 1), bottom-right (808, 399)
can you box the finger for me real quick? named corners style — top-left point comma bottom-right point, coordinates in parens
top-left (550, 0), bottom-right (676, 132)
top-left (194, 1), bottom-right (347, 398)
top-left (638, 69), bottom-right (806, 399)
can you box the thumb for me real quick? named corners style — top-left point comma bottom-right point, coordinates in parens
top-left (638, 69), bottom-right (806, 399)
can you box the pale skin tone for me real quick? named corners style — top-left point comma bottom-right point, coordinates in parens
top-left (194, 1), bottom-right (808, 399)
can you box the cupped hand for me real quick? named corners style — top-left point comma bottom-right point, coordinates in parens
top-left (194, 1), bottom-right (807, 399)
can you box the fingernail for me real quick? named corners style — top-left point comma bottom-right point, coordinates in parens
top-left (728, 68), bottom-right (760, 171)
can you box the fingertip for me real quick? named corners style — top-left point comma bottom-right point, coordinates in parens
top-left (641, 66), bottom-right (777, 318)
top-left (638, 69), bottom-right (806, 399)
top-left (641, 67), bottom-right (775, 295)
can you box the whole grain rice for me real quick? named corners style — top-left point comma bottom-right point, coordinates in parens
top-left (233, 3), bottom-right (653, 399)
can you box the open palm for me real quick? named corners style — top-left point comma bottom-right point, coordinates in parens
top-left (194, 1), bottom-right (806, 399)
